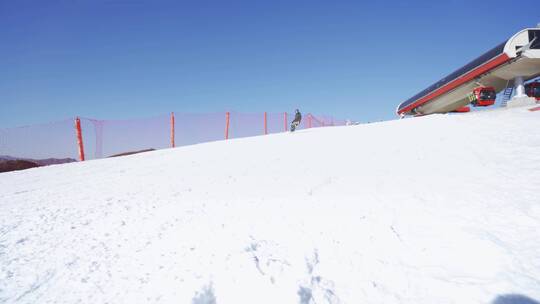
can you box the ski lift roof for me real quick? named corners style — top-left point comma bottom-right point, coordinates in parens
top-left (396, 28), bottom-right (540, 116)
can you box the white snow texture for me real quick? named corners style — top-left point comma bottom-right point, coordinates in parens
top-left (1, 107), bottom-right (540, 303)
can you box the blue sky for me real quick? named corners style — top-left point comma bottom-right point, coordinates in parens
top-left (1, 0), bottom-right (538, 128)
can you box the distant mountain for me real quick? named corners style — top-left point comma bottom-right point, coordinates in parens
top-left (108, 149), bottom-right (155, 158)
top-left (0, 160), bottom-right (39, 173)
top-left (0, 155), bottom-right (76, 165)
top-left (0, 155), bottom-right (77, 173)
top-left (32, 158), bottom-right (77, 166)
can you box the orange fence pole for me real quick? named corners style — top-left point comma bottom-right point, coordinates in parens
top-left (170, 112), bottom-right (175, 148)
top-left (284, 112), bottom-right (288, 132)
top-left (74, 117), bottom-right (85, 161)
top-left (308, 114), bottom-right (312, 128)
top-left (264, 112), bottom-right (268, 135)
top-left (225, 112), bottom-right (230, 140)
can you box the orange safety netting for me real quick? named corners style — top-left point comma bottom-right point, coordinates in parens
top-left (0, 112), bottom-right (346, 161)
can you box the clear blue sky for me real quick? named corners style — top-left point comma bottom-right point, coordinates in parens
top-left (1, 0), bottom-right (538, 128)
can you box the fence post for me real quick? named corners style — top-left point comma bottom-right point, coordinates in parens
top-left (225, 112), bottom-right (230, 140)
top-left (74, 117), bottom-right (85, 161)
top-left (264, 112), bottom-right (268, 135)
top-left (308, 114), bottom-right (312, 128)
top-left (284, 112), bottom-right (288, 132)
top-left (170, 112), bottom-right (175, 148)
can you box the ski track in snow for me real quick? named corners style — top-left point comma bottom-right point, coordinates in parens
top-left (0, 107), bottom-right (540, 303)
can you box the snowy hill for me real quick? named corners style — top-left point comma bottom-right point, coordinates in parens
top-left (1, 107), bottom-right (539, 304)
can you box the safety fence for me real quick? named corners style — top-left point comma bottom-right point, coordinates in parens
top-left (0, 112), bottom-right (346, 162)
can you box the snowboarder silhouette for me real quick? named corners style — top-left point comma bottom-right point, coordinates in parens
top-left (290, 109), bottom-right (302, 132)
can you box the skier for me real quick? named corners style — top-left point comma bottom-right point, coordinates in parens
top-left (290, 109), bottom-right (302, 132)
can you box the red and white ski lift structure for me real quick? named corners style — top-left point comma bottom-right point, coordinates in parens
top-left (396, 27), bottom-right (540, 117)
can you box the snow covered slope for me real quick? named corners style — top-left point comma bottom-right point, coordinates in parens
top-left (1, 107), bottom-right (540, 304)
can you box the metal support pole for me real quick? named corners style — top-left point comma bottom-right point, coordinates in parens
top-left (264, 112), bottom-right (268, 135)
top-left (514, 76), bottom-right (526, 98)
top-left (225, 112), bottom-right (230, 140)
top-left (74, 117), bottom-right (85, 161)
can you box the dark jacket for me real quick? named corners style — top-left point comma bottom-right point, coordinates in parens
top-left (293, 111), bottom-right (302, 123)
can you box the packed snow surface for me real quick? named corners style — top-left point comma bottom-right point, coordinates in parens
top-left (1, 107), bottom-right (540, 304)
